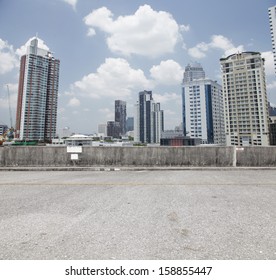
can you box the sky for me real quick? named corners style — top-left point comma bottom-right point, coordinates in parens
top-left (0, 0), bottom-right (276, 135)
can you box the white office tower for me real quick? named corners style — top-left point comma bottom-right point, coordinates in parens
top-left (182, 64), bottom-right (225, 145)
top-left (135, 90), bottom-right (164, 144)
top-left (220, 52), bottom-right (270, 146)
top-left (269, 6), bottom-right (276, 74)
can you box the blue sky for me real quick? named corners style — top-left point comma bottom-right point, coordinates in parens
top-left (0, 0), bottom-right (276, 134)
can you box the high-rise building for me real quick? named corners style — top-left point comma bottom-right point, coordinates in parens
top-left (98, 124), bottom-right (107, 136)
top-left (183, 62), bottom-right (205, 83)
top-left (269, 6), bottom-right (276, 74)
top-left (16, 38), bottom-right (60, 141)
top-left (182, 63), bottom-right (225, 145)
top-left (107, 121), bottom-right (120, 138)
top-left (135, 90), bottom-right (164, 144)
top-left (126, 117), bottom-right (134, 132)
top-left (115, 100), bottom-right (127, 136)
top-left (220, 52), bottom-right (270, 146)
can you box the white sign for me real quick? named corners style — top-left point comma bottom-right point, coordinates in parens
top-left (67, 146), bottom-right (82, 153)
top-left (70, 154), bottom-right (78, 160)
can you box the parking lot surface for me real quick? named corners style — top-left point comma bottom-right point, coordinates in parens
top-left (0, 169), bottom-right (275, 259)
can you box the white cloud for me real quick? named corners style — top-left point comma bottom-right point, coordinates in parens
top-left (68, 97), bottom-right (80, 107)
top-left (62, 0), bottom-right (78, 10)
top-left (188, 43), bottom-right (208, 59)
top-left (15, 37), bottom-right (50, 57)
top-left (180, 24), bottom-right (190, 32)
top-left (150, 60), bottom-right (183, 85)
top-left (262, 51), bottom-right (275, 76)
top-left (0, 39), bottom-right (18, 74)
top-left (83, 5), bottom-right (182, 57)
top-left (87, 28), bottom-right (96, 37)
top-left (188, 35), bottom-right (245, 59)
top-left (71, 57), bottom-right (152, 99)
top-left (84, 7), bottom-right (113, 35)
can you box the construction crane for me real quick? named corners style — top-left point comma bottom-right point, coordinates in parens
top-left (6, 84), bottom-right (13, 129)
top-left (0, 85), bottom-right (14, 145)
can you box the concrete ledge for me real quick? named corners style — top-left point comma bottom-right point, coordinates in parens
top-left (1, 166), bottom-right (276, 172)
top-left (0, 146), bottom-right (276, 167)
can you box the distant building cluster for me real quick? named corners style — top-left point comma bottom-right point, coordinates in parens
top-left (97, 100), bottom-right (134, 139)
top-left (134, 90), bottom-right (164, 144)
top-left (1, 6), bottom-right (275, 147)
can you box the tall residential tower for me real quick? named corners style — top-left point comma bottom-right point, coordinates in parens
top-left (16, 38), bottom-right (60, 141)
top-left (269, 6), bottom-right (276, 74)
top-left (220, 52), bottom-right (270, 146)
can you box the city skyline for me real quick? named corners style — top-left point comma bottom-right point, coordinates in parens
top-left (0, 0), bottom-right (276, 134)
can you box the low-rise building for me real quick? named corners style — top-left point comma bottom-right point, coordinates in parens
top-left (160, 130), bottom-right (201, 146)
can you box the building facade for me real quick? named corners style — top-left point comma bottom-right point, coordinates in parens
top-left (126, 117), bottom-right (134, 132)
top-left (107, 121), bottom-right (120, 138)
top-left (135, 90), bottom-right (164, 144)
top-left (98, 124), bottom-right (107, 136)
top-left (160, 130), bottom-right (200, 146)
top-left (0, 124), bottom-right (8, 136)
top-left (115, 100), bottom-right (127, 136)
top-left (270, 116), bottom-right (276, 145)
top-left (183, 62), bottom-right (205, 83)
top-left (16, 38), bottom-right (60, 141)
top-left (220, 52), bottom-right (270, 146)
top-left (182, 64), bottom-right (225, 145)
top-left (269, 6), bottom-right (276, 74)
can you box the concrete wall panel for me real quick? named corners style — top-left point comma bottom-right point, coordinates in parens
top-left (1, 146), bottom-right (276, 167)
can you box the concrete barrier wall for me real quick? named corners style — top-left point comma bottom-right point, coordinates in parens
top-left (236, 146), bottom-right (276, 167)
top-left (0, 146), bottom-right (276, 167)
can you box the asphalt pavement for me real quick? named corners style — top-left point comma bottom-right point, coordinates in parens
top-left (0, 169), bottom-right (275, 260)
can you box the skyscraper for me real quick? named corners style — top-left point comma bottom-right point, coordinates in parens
top-left (16, 38), bottom-right (60, 141)
top-left (183, 62), bottom-right (205, 83)
top-left (135, 90), bottom-right (164, 144)
top-left (107, 121), bottom-right (120, 138)
top-left (126, 117), bottom-right (134, 132)
top-left (269, 6), bottom-right (276, 74)
top-left (115, 100), bottom-right (127, 136)
top-left (182, 63), bottom-right (225, 144)
top-left (220, 52), bottom-right (270, 146)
